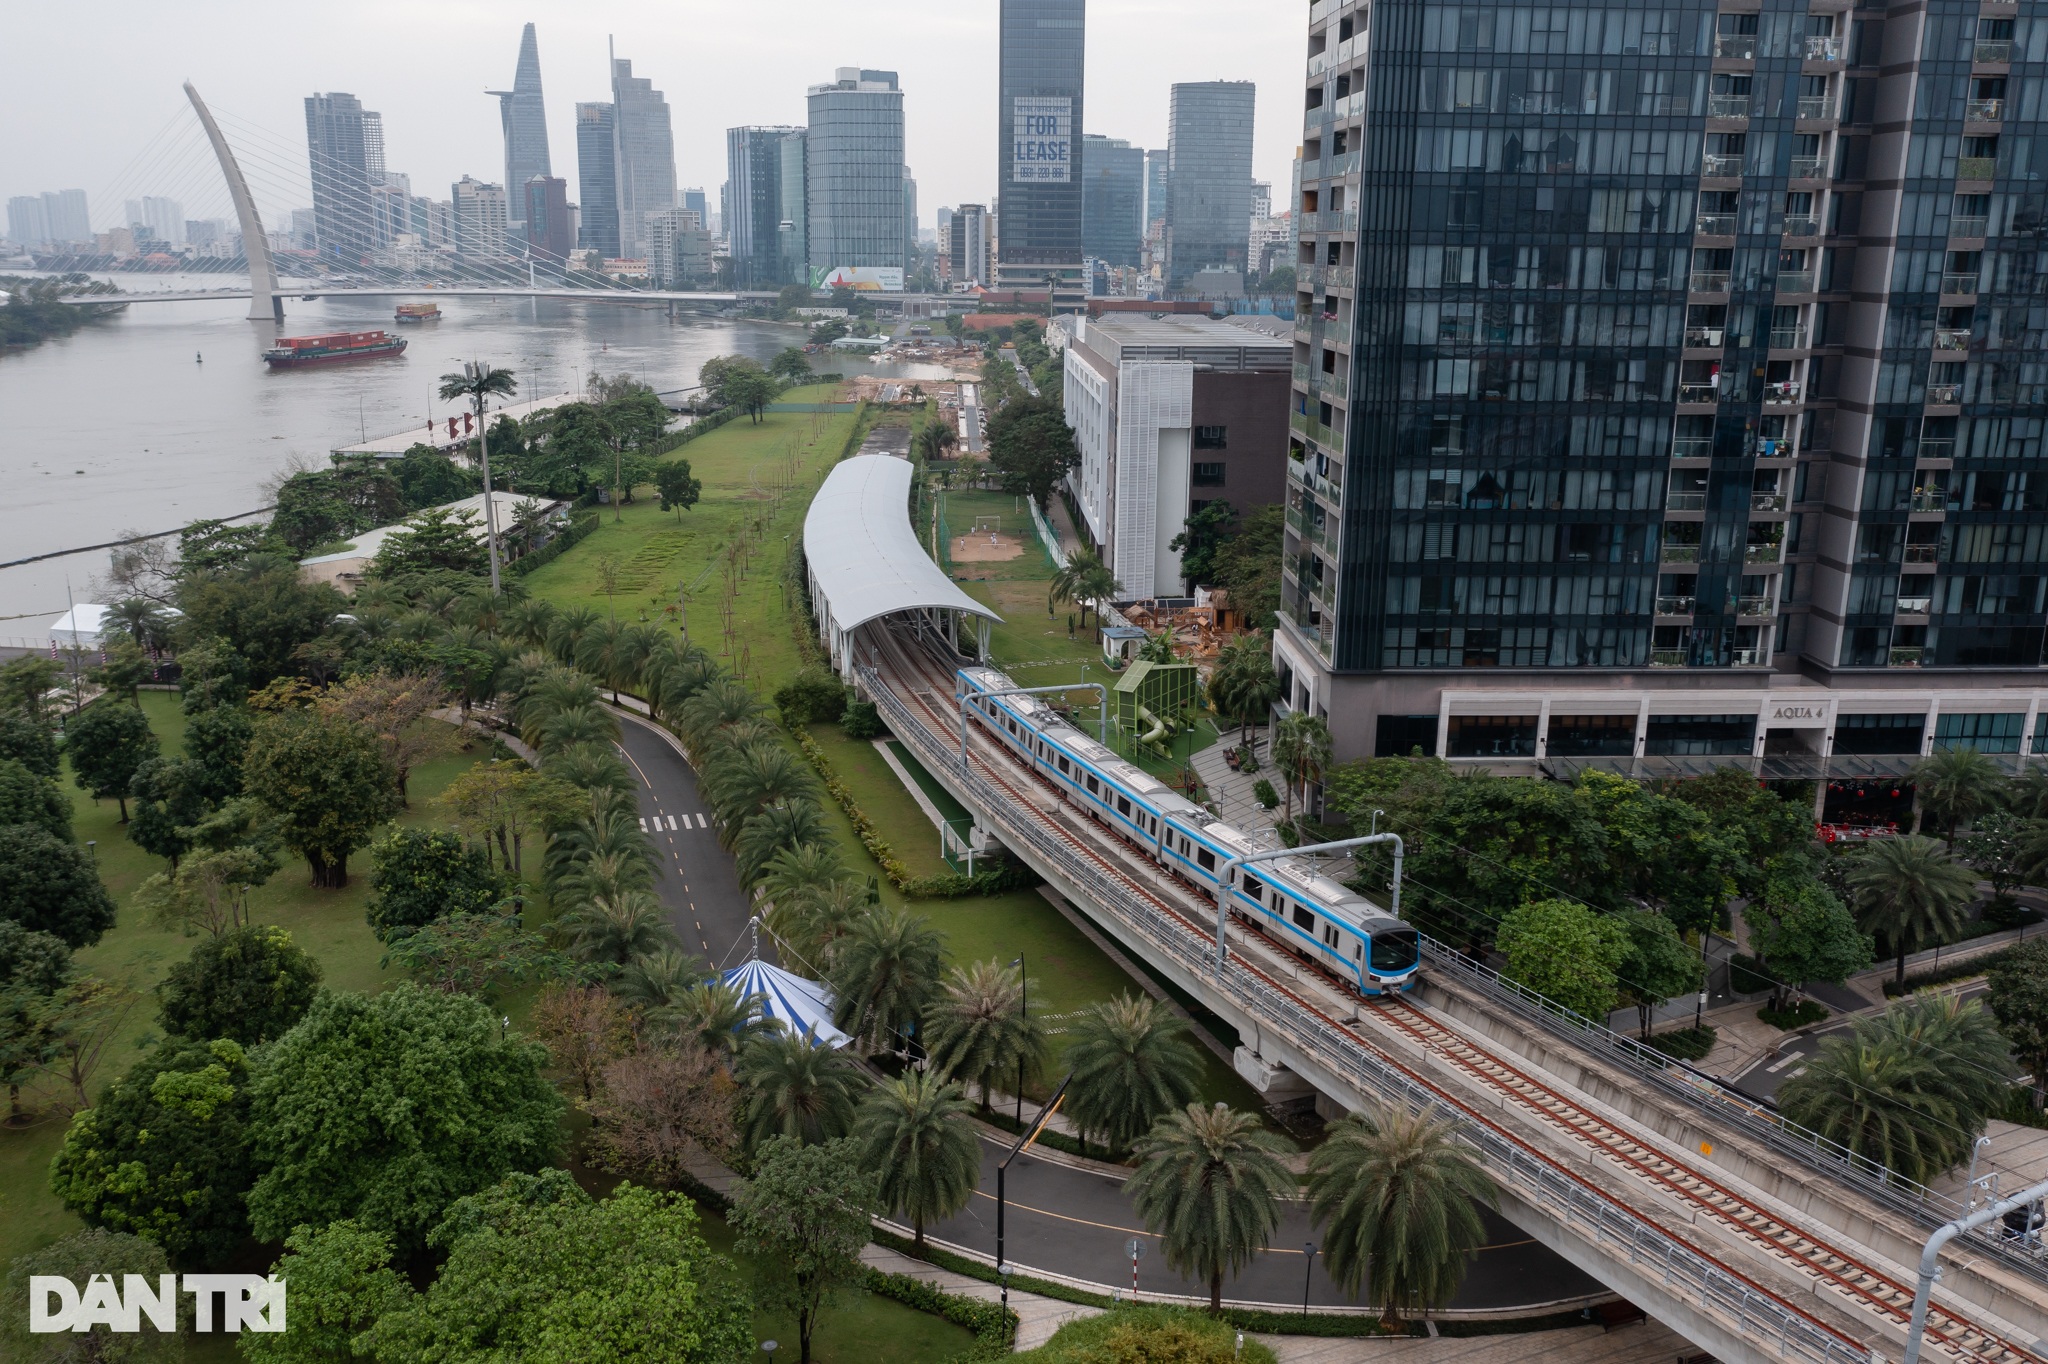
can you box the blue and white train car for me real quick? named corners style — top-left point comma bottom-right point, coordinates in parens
top-left (956, 666), bottom-right (1420, 996)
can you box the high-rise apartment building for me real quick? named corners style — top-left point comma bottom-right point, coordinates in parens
top-left (7, 197), bottom-right (48, 247)
top-left (806, 68), bottom-right (907, 277)
top-left (728, 126), bottom-right (806, 288)
top-left (648, 207), bottom-right (715, 287)
top-left (948, 203), bottom-right (992, 286)
top-left (125, 197), bottom-right (184, 246)
top-left (996, 0), bottom-right (1086, 305)
top-left (1280, 0), bottom-right (2048, 813)
top-left (1081, 135), bottom-right (1145, 269)
top-left (491, 24), bottom-right (553, 232)
top-left (904, 168), bottom-right (919, 260)
top-left (524, 176), bottom-right (572, 264)
top-left (575, 102), bottom-right (619, 257)
top-left (611, 54), bottom-right (677, 260)
top-left (304, 92), bottom-right (378, 264)
top-left (451, 177), bottom-right (509, 261)
top-left (1164, 81), bottom-right (1256, 291)
top-left (45, 191), bottom-right (89, 246)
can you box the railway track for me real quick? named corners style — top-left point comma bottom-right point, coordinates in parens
top-left (860, 619), bottom-right (2043, 1364)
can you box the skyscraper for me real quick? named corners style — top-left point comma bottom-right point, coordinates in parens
top-left (727, 126), bottom-right (805, 288)
top-left (948, 203), bottom-right (992, 287)
top-left (1164, 81), bottom-right (1255, 291)
top-left (44, 191), bottom-right (89, 246)
top-left (1081, 135), bottom-right (1144, 269)
top-left (124, 197), bottom-right (185, 246)
top-left (1144, 149), bottom-right (1169, 230)
top-left (995, 0), bottom-right (1086, 306)
top-left (805, 68), bottom-right (907, 278)
top-left (1279, 0), bottom-right (2048, 810)
top-left (903, 168), bottom-right (919, 259)
top-left (776, 131), bottom-right (808, 282)
top-left (451, 177), bottom-right (509, 261)
top-left (304, 92), bottom-right (377, 264)
top-left (524, 176), bottom-right (572, 265)
top-left (575, 102), bottom-right (618, 257)
top-left (490, 23), bottom-right (553, 231)
top-left (611, 52), bottom-right (677, 261)
top-left (7, 197), bottom-right (48, 247)
top-left (683, 187), bottom-right (708, 230)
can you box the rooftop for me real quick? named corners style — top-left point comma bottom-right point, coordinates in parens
top-left (802, 454), bottom-right (1002, 638)
top-left (1070, 313), bottom-right (1291, 368)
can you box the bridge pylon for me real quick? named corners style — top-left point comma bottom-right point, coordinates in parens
top-left (182, 81), bottom-right (283, 325)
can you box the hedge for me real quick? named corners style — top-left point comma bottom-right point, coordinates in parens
top-left (1884, 937), bottom-right (2039, 996)
top-left (509, 510), bottom-right (599, 577)
top-left (862, 1267), bottom-right (1016, 1360)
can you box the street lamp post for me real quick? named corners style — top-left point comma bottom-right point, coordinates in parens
top-left (1301, 1242), bottom-right (1316, 1315)
top-left (996, 1073), bottom-right (1070, 1291)
top-left (998, 1263), bottom-right (1011, 1315)
top-left (1010, 955), bottom-right (1026, 1125)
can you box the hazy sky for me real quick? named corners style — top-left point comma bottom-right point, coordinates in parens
top-left (3, 1), bottom-right (1304, 230)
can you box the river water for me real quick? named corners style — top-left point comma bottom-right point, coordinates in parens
top-left (0, 274), bottom-right (939, 632)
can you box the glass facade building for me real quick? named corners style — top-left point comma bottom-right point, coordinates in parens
top-left (490, 23), bottom-right (552, 230)
top-left (574, 102), bottom-right (618, 257)
top-left (611, 56), bottom-right (676, 262)
top-left (997, 0), bottom-right (1087, 303)
top-left (728, 126), bottom-right (806, 288)
top-left (1082, 135), bottom-right (1146, 268)
top-left (806, 68), bottom-right (907, 274)
top-left (304, 92), bottom-right (376, 265)
top-left (1279, 0), bottom-right (2048, 787)
top-left (1166, 81), bottom-right (1257, 290)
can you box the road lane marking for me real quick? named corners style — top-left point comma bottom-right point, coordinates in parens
top-left (1766, 1052), bottom-right (1803, 1073)
top-left (963, 1189), bottom-right (1538, 1254)
top-left (697, 813), bottom-right (708, 828)
top-left (638, 817), bottom-right (647, 831)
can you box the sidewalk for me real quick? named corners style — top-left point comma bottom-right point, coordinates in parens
top-left (1191, 733), bottom-right (1283, 845)
top-left (860, 1243), bottom-right (1099, 1351)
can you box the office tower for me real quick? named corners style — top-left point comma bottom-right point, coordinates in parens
top-left (995, 0), bottom-right (1085, 305)
top-left (369, 183), bottom-right (413, 247)
top-left (7, 197), bottom-right (47, 247)
top-left (1250, 181), bottom-right (1271, 220)
top-left (575, 102), bottom-right (618, 257)
top-left (683, 187), bottom-right (708, 228)
top-left (611, 54), bottom-right (677, 260)
top-left (44, 191), bottom-right (89, 246)
top-left (451, 177), bottom-right (509, 260)
top-left (524, 176), bottom-right (572, 264)
top-left (903, 168), bottom-right (919, 263)
top-left (947, 203), bottom-right (992, 287)
top-left (805, 68), bottom-right (907, 278)
top-left (777, 131), bottom-right (808, 282)
top-left (361, 112), bottom-right (386, 185)
top-left (1081, 135), bottom-right (1144, 269)
top-left (727, 126), bottom-right (805, 288)
top-left (304, 92), bottom-right (377, 264)
top-left (490, 22), bottom-right (553, 229)
top-left (1144, 148), bottom-right (1169, 228)
top-left (1280, 0), bottom-right (2048, 806)
top-left (1164, 81), bottom-right (1255, 291)
top-left (936, 205), bottom-right (954, 243)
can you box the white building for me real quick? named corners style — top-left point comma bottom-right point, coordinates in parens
top-left (451, 177), bottom-right (509, 260)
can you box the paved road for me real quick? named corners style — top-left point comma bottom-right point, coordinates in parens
top-left (613, 709), bottom-right (764, 968)
top-left (922, 1133), bottom-right (1606, 1312)
top-left (1733, 978), bottom-right (1992, 1101)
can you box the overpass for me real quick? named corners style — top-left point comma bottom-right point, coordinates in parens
top-left (804, 464), bottom-right (2048, 1364)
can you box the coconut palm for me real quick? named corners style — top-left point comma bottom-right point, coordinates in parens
top-left (664, 979), bottom-right (774, 1059)
top-left (925, 959), bottom-right (1047, 1114)
top-left (735, 799), bottom-right (833, 887)
top-left (787, 879), bottom-right (872, 974)
top-left (1911, 745), bottom-right (2008, 841)
top-left (1272, 711), bottom-right (1334, 824)
top-left (545, 742), bottom-right (635, 793)
top-left (108, 598), bottom-right (173, 652)
top-left (854, 1070), bottom-right (981, 1252)
top-left (1844, 834), bottom-right (1978, 985)
top-left (1062, 994), bottom-right (1205, 1155)
top-left (505, 598), bottom-right (559, 649)
top-left (438, 360), bottom-right (518, 593)
top-left (545, 605), bottom-right (603, 666)
top-left (737, 1030), bottom-right (865, 1150)
top-left (706, 740), bottom-right (819, 836)
top-left (536, 705), bottom-right (619, 756)
top-left (615, 947), bottom-right (705, 1011)
top-left (678, 679), bottom-right (769, 754)
top-left (1126, 1102), bottom-right (1298, 1313)
top-left (1048, 544), bottom-right (1122, 634)
top-left (1207, 635), bottom-right (1281, 745)
top-left (1308, 1101), bottom-right (1498, 1325)
top-left (1871, 990), bottom-right (2015, 1142)
top-left (560, 890), bottom-right (682, 969)
top-left (828, 906), bottom-right (945, 1052)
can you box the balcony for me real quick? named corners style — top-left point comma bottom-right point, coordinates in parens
top-left (1679, 383), bottom-right (1721, 405)
top-left (1745, 542), bottom-right (1785, 564)
top-left (1805, 35), bottom-right (1845, 61)
top-left (1715, 33), bottom-right (1758, 58)
top-left (1690, 270), bottom-right (1731, 293)
top-left (1889, 646), bottom-right (1926, 667)
top-left (1904, 543), bottom-right (1940, 563)
top-left (1959, 157), bottom-right (1997, 180)
top-left (1667, 491), bottom-right (1708, 511)
top-left (1663, 543), bottom-right (1701, 564)
top-left (1797, 95), bottom-right (1837, 119)
top-left (1696, 214), bottom-right (1737, 237)
top-left (1951, 216), bottom-right (1989, 238)
top-left (1789, 156), bottom-right (1828, 181)
top-left (1777, 270), bottom-right (1817, 293)
top-left (1764, 381), bottom-right (1803, 404)
top-left (1752, 491), bottom-right (1788, 511)
top-left (1685, 325), bottom-right (1726, 348)
top-left (1732, 647), bottom-right (1768, 666)
top-left (1935, 327), bottom-right (1971, 351)
top-left (1968, 98), bottom-right (2007, 122)
top-left (1927, 382), bottom-right (1962, 405)
top-left (1656, 595), bottom-right (1697, 615)
top-left (1783, 214), bottom-right (1820, 237)
top-left (1673, 437), bottom-right (1714, 460)
top-left (1975, 39), bottom-right (2014, 63)
top-left (1941, 272), bottom-right (1980, 294)
top-left (1739, 595), bottom-right (1776, 616)
top-left (1708, 95), bottom-right (1753, 119)
top-left (1896, 595), bottom-right (1933, 614)
top-left (1701, 153), bottom-right (1745, 178)
top-left (1769, 326), bottom-right (1808, 349)
top-left (1919, 438), bottom-right (1956, 460)
top-left (1910, 490), bottom-right (1948, 512)
top-left (1651, 649), bottom-right (1689, 667)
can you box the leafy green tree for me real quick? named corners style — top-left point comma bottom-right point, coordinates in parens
top-left (0, 757), bottom-right (69, 840)
top-left (133, 844), bottom-right (279, 939)
top-left (925, 958), bottom-right (1045, 1114)
top-left (175, 563), bottom-right (348, 688)
top-left (1496, 898), bottom-right (1631, 1019)
top-left (49, 1038), bottom-right (255, 1265)
top-left (1208, 503), bottom-right (1286, 629)
top-left (1665, 767), bottom-right (1824, 899)
top-left (243, 708), bottom-right (400, 888)
top-left (2, 1229), bottom-right (185, 1364)
top-left (768, 347), bottom-right (814, 382)
top-left (1169, 500), bottom-right (1238, 586)
top-left (0, 825), bottom-right (117, 947)
top-left (0, 708), bottom-right (60, 778)
top-left (157, 924), bottom-right (321, 1046)
top-left (0, 655), bottom-right (63, 720)
top-left (1063, 994), bottom-right (1204, 1155)
top-left (827, 906), bottom-right (944, 1051)
top-left (987, 395), bottom-right (1080, 507)
top-left (65, 701), bottom-right (158, 822)
top-left (730, 1137), bottom-right (873, 1364)
top-left (124, 756), bottom-right (214, 868)
top-left (1988, 939), bottom-right (2048, 1110)
top-left (245, 984), bottom-right (564, 1248)
top-left (365, 827), bottom-right (508, 939)
top-left (772, 668), bottom-right (848, 727)
top-left (1743, 866), bottom-right (1873, 1008)
top-left (237, 1220), bottom-right (411, 1364)
top-left (1616, 910), bottom-right (1705, 1039)
top-left (854, 1070), bottom-right (980, 1251)
top-left (1307, 1101), bottom-right (1497, 1326)
top-left (393, 445), bottom-right (478, 510)
top-left (1958, 810), bottom-right (2031, 898)
top-left (736, 1030), bottom-right (865, 1149)
top-left (92, 638), bottom-right (154, 705)
top-left (175, 638), bottom-right (249, 714)
top-left (1911, 745), bottom-right (2007, 841)
top-left (1572, 770), bottom-right (1738, 931)
top-left (1844, 834), bottom-right (1978, 986)
top-left (373, 507), bottom-right (490, 579)
top-left (0, 920), bottom-right (73, 1122)
top-left (382, 912), bottom-right (574, 1003)
top-left (1126, 1102), bottom-right (1298, 1313)
top-left (655, 459), bottom-right (703, 520)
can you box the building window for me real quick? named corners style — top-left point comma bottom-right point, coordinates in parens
top-left (1933, 712), bottom-right (2023, 754)
top-left (1546, 715), bottom-right (1636, 757)
top-left (1194, 425), bottom-right (1229, 449)
top-left (1446, 715), bottom-right (1537, 758)
top-left (1376, 714), bottom-right (1439, 757)
top-left (1644, 715), bottom-right (1755, 756)
top-left (1191, 462), bottom-right (1227, 486)
top-left (1833, 714), bottom-right (1926, 755)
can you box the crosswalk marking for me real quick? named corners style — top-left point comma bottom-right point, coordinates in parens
top-left (638, 817), bottom-right (647, 831)
top-left (1766, 1051), bottom-right (1804, 1074)
top-left (696, 812), bottom-right (708, 828)
top-left (669, 814), bottom-right (680, 830)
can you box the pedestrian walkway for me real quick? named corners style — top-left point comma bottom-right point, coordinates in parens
top-left (860, 1243), bottom-right (1100, 1351)
top-left (1190, 733), bottom-right (1283, 845)
top-left (1253, 1319), bottom-right (1689, 1364)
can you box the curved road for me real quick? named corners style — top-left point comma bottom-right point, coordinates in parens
top-left (610, 708), bottom-right (1604, 1312)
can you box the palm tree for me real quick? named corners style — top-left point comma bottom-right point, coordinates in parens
top-left (1048, 545), bottom-right (1123, 635)
top-left (1125, 1102), bottom-right (1298, 1313)
top-left (788, 879), bottom-right (872, 974)
top-left (615, 947), bottom-right (704, 1011)
top-left (1307, 1102), bottom-right (1498, 1326)
top-left (828, 906), bottom-right (945, 1053)
top-left (924, 959), bottom-right (1047, 1113)
top-left (1844, 835), bottom-right (1978, 985)
top-left (543, 810), bottom-right (654, 893)
top-left (1207, 635), bottom-right (1280, 745)
top-left (655, 652), bottom-right (723, 722)
top-left (706, 740), bottom-right (819, 837)
top-left (438, 361), bottom-right (518, 595)
top-left (678, 679), bottom-right (769, 755)
top-left (1779, 1028), bottom-right (1963, 1183)
top-left (1911, 745), bottom-right (2008, 841)
top-left (854, 1070), bottom-right (981, 1252)
top-left (1062, 994), bottom-right (1204, 1156)
top-left (551, 847), bottom-right (657, 906)
top-left (664, 979), bottom-right (774, 1059)
top-left (737, 1030), bottom-right (865, 1150)
top-left (1870, 990), bottom-right (2014, 1143)
top-left (545, 743), bottom-right (635, 793)
top-left (735, 800), bottom-right (833, 887)
top-left (759, 842), bottom-right (850, 912)
top-left (517, 667), bottom-right (602, 746)
top-left (560, 890), bottom-right (682, 968)
top-left (536, 705), bottom-right (619, 756)
top-left (545, 605), bottom-right (602, 666)
top-left (575, 618), bottom-right (641, 699)
top-left (1272, 711), bottom-right (1334, 824)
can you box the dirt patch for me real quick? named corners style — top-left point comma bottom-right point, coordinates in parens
top-left (951, 532), bottom-right (1026, 563)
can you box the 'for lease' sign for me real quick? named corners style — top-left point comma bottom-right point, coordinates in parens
top-left (1013, 97), bottom-right (1072, 183)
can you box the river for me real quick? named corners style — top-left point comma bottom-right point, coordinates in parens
top-left (0, 273), bottom-right (946, 632)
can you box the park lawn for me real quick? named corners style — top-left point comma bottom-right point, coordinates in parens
top-left (808, 724), bottom-right (953, 881)
top-left (0, 691), bottom-right (520, 1272)
top-left (521, 385), bottom-right (859, 697)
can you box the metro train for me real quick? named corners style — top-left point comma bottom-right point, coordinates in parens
top-left (955, 665), bottom-right (1422, 996)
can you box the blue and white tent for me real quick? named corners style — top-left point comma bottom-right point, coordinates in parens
top-left (720, 957), bottom-right (850, 1050)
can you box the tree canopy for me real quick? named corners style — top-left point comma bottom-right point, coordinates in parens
top-left (0, 824), bottom-right (118, 947)
top-left (156, 924), bottom-right (322, 1046)
top-left (986, 396), bottom-right (1080, 507)
top-left (242, 708), bottom-right (401, 888)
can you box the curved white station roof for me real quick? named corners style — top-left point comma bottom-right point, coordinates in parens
top-left (804, 454), bottom-right (1003, 635)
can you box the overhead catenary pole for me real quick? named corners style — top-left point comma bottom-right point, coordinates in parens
top-left (1901, 1176), bottom-right (2048, 1364)
top-left (958, 681), bottom-right (1108, 770)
